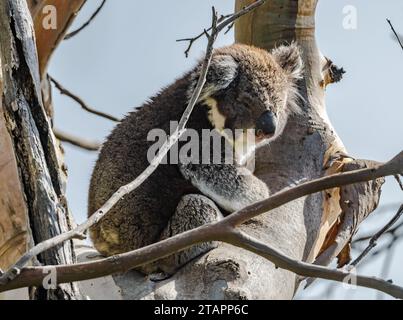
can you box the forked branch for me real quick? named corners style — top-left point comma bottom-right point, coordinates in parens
top-left (64, 0), bottom-right (107, 40)
top-left (177, 0), bottom-right (267, 57)
top-left (49, 75), bottom-right (120, 122)
top-left (350, 204), bottom-right (403, 267)
top-left (54, 129), bottom-right (101, 151)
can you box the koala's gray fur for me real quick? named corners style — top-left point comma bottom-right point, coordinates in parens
top-left (88, 43), bottom-right (303, 275)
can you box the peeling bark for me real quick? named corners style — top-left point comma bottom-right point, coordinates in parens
top-left (316, 160), bottom-right (385, 268)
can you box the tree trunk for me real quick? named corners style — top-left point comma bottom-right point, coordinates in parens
top-left (0, 0), bottom-right (84, 300)
top-left (233, 0), bottom-right (384, 296)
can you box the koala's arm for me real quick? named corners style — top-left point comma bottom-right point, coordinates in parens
top-left (179, 163), bottom-right (269, 213)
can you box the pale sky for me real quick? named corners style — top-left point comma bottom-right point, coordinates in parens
top-left (49, 0), bottom-right (403, 300)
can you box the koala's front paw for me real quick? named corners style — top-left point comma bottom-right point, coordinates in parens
top-left (250, 177), bottom-right (270, 201)
top-left (178, 163), bottom-right (196, 181)
top-left (178, 163), bottom-right (270, 212)
top-left (223, 175), bottom-right (269, 212)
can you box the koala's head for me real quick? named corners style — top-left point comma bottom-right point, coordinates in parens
top-left (189, 43), bottom-right (303, 164)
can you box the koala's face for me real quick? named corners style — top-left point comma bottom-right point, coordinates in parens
top-left (190, 43), bottom-right (303, 164)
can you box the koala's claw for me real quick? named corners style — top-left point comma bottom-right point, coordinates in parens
top-left (148, 272), bottom-right (173, 282)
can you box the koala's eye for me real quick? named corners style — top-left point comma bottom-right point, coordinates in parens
top-left (266, 106), bottom-right (277, 117)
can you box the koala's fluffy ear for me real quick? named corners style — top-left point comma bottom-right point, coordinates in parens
top-left (271, 42), bottom-right (303, 81)
top-left (189, 54), bottom-right (238, 102)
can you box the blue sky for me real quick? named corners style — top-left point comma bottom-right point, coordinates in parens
top-left (49, 0), bottom-right (403, 299)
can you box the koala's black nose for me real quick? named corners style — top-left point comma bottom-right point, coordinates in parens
top-left (255, 111), bottom-right (277, 138)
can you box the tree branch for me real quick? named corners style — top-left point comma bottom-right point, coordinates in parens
top-left (0, 151), bottom-right (402, 297)
top-left (2, 206), bottom-right (403, 298)
top-left (350, 204), bottom-right (403, 267)
top-left (387, 19), bottom-right (403, 52)
top-left (48, 75), bottom-right (120, 122)
top-left (225, 152), bottom-right (403, 228)
top-left (54, 129), bottom-right (101, 151)
top-left (394, 175), bottom-right (403, 191)
top-left (229, 231), bottom-right (403, 299)
top-left (64, 0), bottom-right (107, 40)
top-left (354, 221), bottom-right (403, 244)
top-left (177, 0), bottom-right (266, 57)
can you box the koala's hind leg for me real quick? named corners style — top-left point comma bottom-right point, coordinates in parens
top-left (156, 194), bottom-right (223, 276)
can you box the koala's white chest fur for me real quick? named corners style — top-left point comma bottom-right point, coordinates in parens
top-left (205, 97), bottom-right (226, 132)
top-left (204, 97), bottom-right (258, 167)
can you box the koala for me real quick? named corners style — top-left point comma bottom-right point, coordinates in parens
top-left (88, 43), bottom-right (303, 276)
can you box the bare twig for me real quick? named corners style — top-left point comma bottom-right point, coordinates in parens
top-left (177, 0), bottom-right (266, 57)
top-left (54, 128), bottom-right (101, 151)
top-left (176, 14), bottom-right (230, 58)
top-left (354, 233), bottom-right (403, 270)
top-left (376, 239), bottom-right (396, 300)
top-left (224, 22), bottom-right (235, 35)
top-left (354, 221), bottom-right (403, 244)
top-left (353, 203), bottom-right (403, 243)
top-left (48, 75), bottom-right (120, 122)
top-left (387, 19), bottom-right (403, 52)
top-left (350, 204), bottom-right (403, 267)
top-left (64, 0), bottom-right (107, 40)
top-left (394, 175), bottom-right (403, 191)
top-left (356, 246), bottom-right (382, 264)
